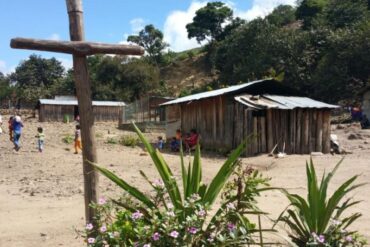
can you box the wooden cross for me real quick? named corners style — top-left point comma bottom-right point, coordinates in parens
top-left (10, 0), bottom-right (144, 226)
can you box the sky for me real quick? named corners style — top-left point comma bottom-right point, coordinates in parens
top-left (0, 0), bottom-right (295, 75)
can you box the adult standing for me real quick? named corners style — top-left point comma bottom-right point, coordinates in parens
top-left (12, 115), bottom-right (24, 151)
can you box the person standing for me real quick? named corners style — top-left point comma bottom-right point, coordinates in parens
top-left (35, 127), bottom-right (45, 152)
top-left (74, 124), bottom-right (82, 154)
top-left (12, 115), bottom-right (24, 151)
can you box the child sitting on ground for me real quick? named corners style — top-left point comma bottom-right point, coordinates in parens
top-left (156, 136), bottom-right (164, 150)
top-left (35, 127), bottom-right (45, 152)
top-left (170, 129), bottom-right (182, 151)
top-left (184, 129), bottom-right (199, 151)
top-left (74, 125), bottom-right (82, 154)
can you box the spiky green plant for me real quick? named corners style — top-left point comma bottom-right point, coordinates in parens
top-left (90, 123), bottom-right (275, 245)
top-left (278, 158), bottom-right (364, 246)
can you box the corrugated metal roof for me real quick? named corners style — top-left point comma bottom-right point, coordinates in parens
top-left (235, 94), bottom-right (338, 110)
top-left (161, 79), bottom-right (266, 106)
top-left (39, 99), bottom-right (125, 106)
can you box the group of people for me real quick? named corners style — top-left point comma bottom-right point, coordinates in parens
top-left (0, 113), bottom-right (82, 154)
top-left (155, 129), bottom-right (199, 152)
top-left (167, 128), bottom-right (199, 152)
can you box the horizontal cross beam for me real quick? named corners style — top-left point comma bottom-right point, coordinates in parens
top-left (10, 37), bottom-right (144, 56)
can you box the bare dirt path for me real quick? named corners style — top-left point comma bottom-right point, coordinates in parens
top-left (0, 116), bottom-right (369, 246)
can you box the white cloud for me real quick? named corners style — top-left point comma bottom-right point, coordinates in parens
top-left (130, 18), bottom-right (145, 33)
top-left (162, 0), bottom-right (296, 52)
top-left (163, 1), bottom-right (206, 52)
top-left (48, 33), bottom-right (61, 41)
top-left (57, 58), bottom-right (73, 70)
top-left (0, 60), bottom-right (15, 75)
top-left (235, 0), bottom-right (296, 20)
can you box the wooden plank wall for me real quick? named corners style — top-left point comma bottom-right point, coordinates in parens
top-left (39, 105), bottom-right (123, 122)
top-left (233, 102), bottom-right (332, 155)
top-left (40, 105), bottom-right (74, 122)
top-left (180, 96), bottom-right (233, 150)
top-left (178, 98), bottom-right (331, 155)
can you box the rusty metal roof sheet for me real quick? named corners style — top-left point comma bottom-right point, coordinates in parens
top-left (235, 95), bottom-right (338, 110)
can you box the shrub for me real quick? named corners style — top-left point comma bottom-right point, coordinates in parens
top-left (106, 137), bottom-right (118, 145)
top-left (62, 134), bottom-right (74, 144)
top-left (278, 158), bottom-right (366, 247)
top-left (85, 123), bottom-right (274, 246)
top-left (119, 135), bottom-right (139, 147)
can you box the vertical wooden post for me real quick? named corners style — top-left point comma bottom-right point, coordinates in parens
top-left (322, 110), bottom-right (331, 153)
top-left (266, 109), bottom-right (273, 152)
top-left (66, 0), bottom-right (98, 225)
top-left (303, 110), bottom-right (309, 154)
top-left (296, 109), bottom-right (302, 154)
top-left (316, 111), bottom-right (323, 152)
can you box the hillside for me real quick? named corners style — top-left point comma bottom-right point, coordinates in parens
top-left (159, 50), bottom-right (216, 96)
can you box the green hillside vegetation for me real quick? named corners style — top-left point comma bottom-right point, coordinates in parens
top-left (1, 0), bottom-right (369, 106)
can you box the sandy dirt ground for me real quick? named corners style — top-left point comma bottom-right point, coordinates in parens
top-left (0, 115), bottom-right (369, 246)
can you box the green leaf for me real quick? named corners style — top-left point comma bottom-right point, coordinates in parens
top-left (203, 139), bottom-right (247, 206)
top-left (91, 162), bottom-right (155, 208)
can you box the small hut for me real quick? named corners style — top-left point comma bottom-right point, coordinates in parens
top-left (161, 79), bottom-right (338, 156)
top-left (37, 96), bottom-right (125, 122)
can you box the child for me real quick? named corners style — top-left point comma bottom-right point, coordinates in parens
top-left (170, 129), bottom-right (182, 152)
top-left (74, 124), bottom-right (82, 154)
top-left (156, 136), bottom-right (164, 150)
top-left (35, 127), bottom-right (45, 152)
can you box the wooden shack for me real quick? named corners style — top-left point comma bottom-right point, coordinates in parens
top-left (37, 96), bottom-right (125, 122)
top-left (162, 79), bottom-right (338, 155)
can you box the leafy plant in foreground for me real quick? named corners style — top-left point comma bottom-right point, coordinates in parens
top-left (278, 158), bottom-right (366, 247)
top-left (87, 123), bottom-right (273, 246)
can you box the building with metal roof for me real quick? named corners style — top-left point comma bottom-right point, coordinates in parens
top-left (163, 79), bottom-right (338, 156)
top-left (37, 96), bottom-right (125, 122)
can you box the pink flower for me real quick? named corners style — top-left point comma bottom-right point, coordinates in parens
top-left (226, 202), bottom-right (236, 210)
top-left (227, 223), bottom-right (236, 232)
top-left (197, 209), bottom-right (206, 217)
top-left (131, 211), bottom-right (143, 220)
top-left (98, 197), bottom-right (107, 205)
top-left (188, 227), bottom-right (198, 235)
top-left (167, 203), bottom-right (174, 209)
top-left (170, 230), bottom-right (179, 238)
top-left (318, 235), bottom-right (325, 243)
top-left (85, 223), bottom-right (93, 230)
top-left (152, 232), bottom-right (160, 241)
top-left (345, 236), bottom-right (353, 242)
top-left (143, 244), bottom-right (151, 247)
top-left (100, 225), bottom-right (107, 233)
top-left (152, 179), bottom-right (165, 189)
top-left (87, 237), bottom-right (95, 243)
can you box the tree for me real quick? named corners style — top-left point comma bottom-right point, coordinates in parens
top-left (322, 0), bottom-right (369, 29)
top-left (127, 25), bottom-right (168, 65)
top-left (10, 54), bottom-right (65, 104)
top-left (121, 59), bottom-right (160, 100)
top-left (296, 0), bottom-right (327, 29)
top-left (186, 2), bottom-right (233, 44)
top-left (266, 5), bottom-right (296, 27)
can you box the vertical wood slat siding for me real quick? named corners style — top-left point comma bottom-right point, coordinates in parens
top-left (177, 98), bottom-right (332, 155)
top-left (39, 104), bottom-right (123, 122)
